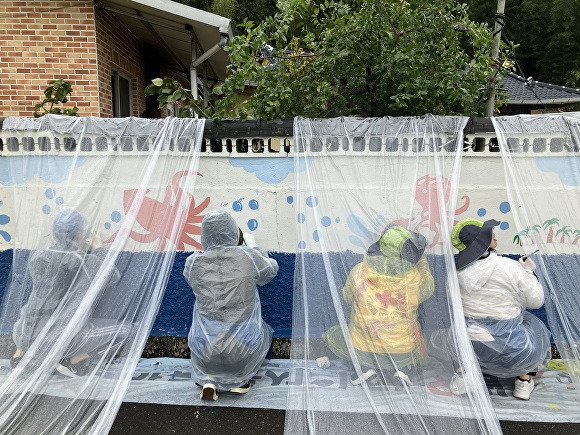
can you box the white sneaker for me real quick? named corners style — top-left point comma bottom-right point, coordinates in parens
top-left (350, 369), bottom-right (377, 385)
top-left (230, 382), bottom-right (251, 394)
top-left (200, 383), bottom-right (218, 401)
top-left (449, 372), bottom-right (473, 395)
top-left (513, 377), bottom-right (535, 400)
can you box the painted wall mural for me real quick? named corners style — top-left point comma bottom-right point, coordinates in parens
top-left (105, 171), bottom-right (210, 250)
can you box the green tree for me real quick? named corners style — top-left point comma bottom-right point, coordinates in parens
top-left (212, 0), bottom-right (500, 120)
top-left (465, 0), bottom-right (580, 88)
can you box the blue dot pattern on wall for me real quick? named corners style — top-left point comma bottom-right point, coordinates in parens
top-left (335, 217), bottom-right (340, 223)
top-left (500, 221), bottom-right (509, 230)
top-left (313, 230), bottom-right (321, 242)
top-left (298, 241), bottom-right (306, 249)
top-left (111, 211), bottom-right (122, 223)
top-left (247, 219), bottom-right (258, 231)
top-left (0, 214), bottom-right (10, 225)
top-left (321, 216), bottom-right (331, 227)
top-left (477, 208), bottom-right (486, 217)
top-left (306, 196), bottom-right (318, 208)
top-left (232, 200), bottom-right (243, 212)
top-left (286, 196), bottom-right (294, 204)
top-left (104, 222), bottom-right (111, 230)
top-left (55, 197), bottom-right (64, 206)
top-left (0, 200), bottom-right (3, 206)
top-left (42, 204), bottom-right (51, 214)
top-left (499, 201), bottom-right (511, 214)
top-left (297, 213), bottom-right (305, 223)
top-left (249, 199), bottom-right (259, 210)
top-left (45, 188), bottom-right (55, 199)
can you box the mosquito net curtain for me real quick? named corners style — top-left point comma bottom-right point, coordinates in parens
top-left (285, 116), bottom-right (501, 435)
top-left (493, 113), bottom-right (580, 383)
top-left (0, 115), bottom-right (204, 434)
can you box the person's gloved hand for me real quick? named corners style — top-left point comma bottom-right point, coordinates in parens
top-left (519, 256), bottom-right (536, 274)
top-left (243, 232), bottom-right (258, 248)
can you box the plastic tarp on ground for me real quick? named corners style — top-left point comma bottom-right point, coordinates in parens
top-left (285, 116), bottom-right (502, 434)
top-left (0, 115), bottom-right (204, 434)
top-left (492, 113), bottom-right (580, 384)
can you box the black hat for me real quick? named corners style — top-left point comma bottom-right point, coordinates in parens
top-left (367, 225), bottom-right (427, 265)
top-left (451, 218), bottom-right (500, 270)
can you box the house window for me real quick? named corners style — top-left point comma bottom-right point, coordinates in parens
top-left (112, 71), bottom-right (132, 117)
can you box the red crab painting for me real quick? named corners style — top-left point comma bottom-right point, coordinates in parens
top-left (107, 170), bottom-right (210, 250)
top-left (394, 175), bottom-right (470, 247)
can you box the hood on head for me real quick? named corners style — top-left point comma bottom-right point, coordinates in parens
top-left (201, 210), bottom-right (240, 250)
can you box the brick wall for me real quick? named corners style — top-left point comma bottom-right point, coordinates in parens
top-left (0, 1), bottom-right (100, 117)
top-left (0, 1), bottom-right (146, 119)
top-left (95, 8), bottom-right (145, 118)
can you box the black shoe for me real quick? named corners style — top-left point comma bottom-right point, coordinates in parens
top-left (56, 358), bottom-right (91, 378)
top-left (10, 356), bottom-right (22, 370)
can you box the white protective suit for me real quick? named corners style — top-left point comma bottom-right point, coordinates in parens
top-left (457, 252), bottom-right (551, 377)
top-left (183, 210), bottom-right (278, 390)
top-left (12, 208), bottom-right (130, 358)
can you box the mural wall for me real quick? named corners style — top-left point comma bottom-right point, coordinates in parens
top-left (0, 145), bottom-right (577, 337)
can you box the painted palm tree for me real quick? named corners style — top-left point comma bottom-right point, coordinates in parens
top-left (573, 229), bottom-right (580, 245)
top-left (542, 218), bottom-right (560, 243)
top-left (556, 226), bottom-right (573, 244)
top-left (513, 227), bottom-right (530, 246)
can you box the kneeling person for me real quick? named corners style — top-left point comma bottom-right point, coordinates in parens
top-left (183, 210), bottom-right (278, 401)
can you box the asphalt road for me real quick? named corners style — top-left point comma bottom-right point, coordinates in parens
top-left (110, 403), bottom-right (580, 435)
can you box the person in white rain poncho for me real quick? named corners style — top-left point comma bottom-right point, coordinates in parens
top-left (183, 210), bottom-right (278, 401)
top-left (11, 207), bottom-right (130, 377)
top-left (449, 218), bottom-right (551, 400)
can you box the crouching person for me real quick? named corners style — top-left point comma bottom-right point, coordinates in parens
top-left (183, 210), bottom-right (278, 401)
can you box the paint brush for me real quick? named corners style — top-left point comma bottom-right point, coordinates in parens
top-left (521, 249), bottom-right (539, 261)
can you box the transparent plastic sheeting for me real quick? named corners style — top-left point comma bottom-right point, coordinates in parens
top-left (285, 116), bottom-right (502, 435)
top-left (492, 113), bottom-right (580, 385)
top-left (0, 115), bottom-right (204, 434)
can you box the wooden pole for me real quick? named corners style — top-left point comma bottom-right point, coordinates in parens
top-left (485, 0), bottom-right (506, 117)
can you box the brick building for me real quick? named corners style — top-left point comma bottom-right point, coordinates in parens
top-left (0, 0), bottom-right (232, 118)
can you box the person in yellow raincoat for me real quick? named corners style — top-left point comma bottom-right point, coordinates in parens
top-left (322, 225), bottom-right (434, 385)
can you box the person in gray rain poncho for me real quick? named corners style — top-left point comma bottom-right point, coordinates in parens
top-left (11, 207), bottom-right (130, 377)
top-left (448, 218), bottom-right (551, 400)
top-left (183, 210), bottom-right (278, 401)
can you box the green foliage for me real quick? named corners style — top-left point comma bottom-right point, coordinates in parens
top-left (211, 0), bottom-right (238, 19)
top-left (144, 78), bottom-right (212, 118)
top-left (213, 0), bottom-right (501, 119)
top-left (33, 79), bottom-right (79, 118)
top-left (465, 0), bottom-right (580, 88)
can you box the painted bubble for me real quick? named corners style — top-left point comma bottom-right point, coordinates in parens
top-left (232, 200), bottom-right (243, 212)
top-left (45, 188), bottom-right (55, 199)
top-left (313, 230), bottom-right (321, 242)
top-left (298, 241), bottom-right (306, 249)
top-left (335, 217), bottom-right (340, 223)
top-left (297, 213), bottom-right (306, 223)
top-left (500, 221), bottom-right (509, 230)
top-left (0, 231), bottom-right (11, 242)
top-left (499, 201), bottom-right (511, 214)
top-left (306, 196), bottom-right (318, 208)
top-left (42, 204), bottom-right (51, 214)
top-left (111, 211), bottom-right (122, 223)
top-left (55, 197), bottom-right (64, 206)
top-left (249, 199), bottom-right (259, 210)
top-left (321, 216), bottom-right (331, 227)
top-left (247, 219), bottom-right (258, 231)
top-left (477, 208), bottom-right (486, 217)
top-left (287, 196), bottom-right (294, 204)
top-left (104, 222), bottom-right (111, 230)
top-left (0, 214), bottom-right (9, 225)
